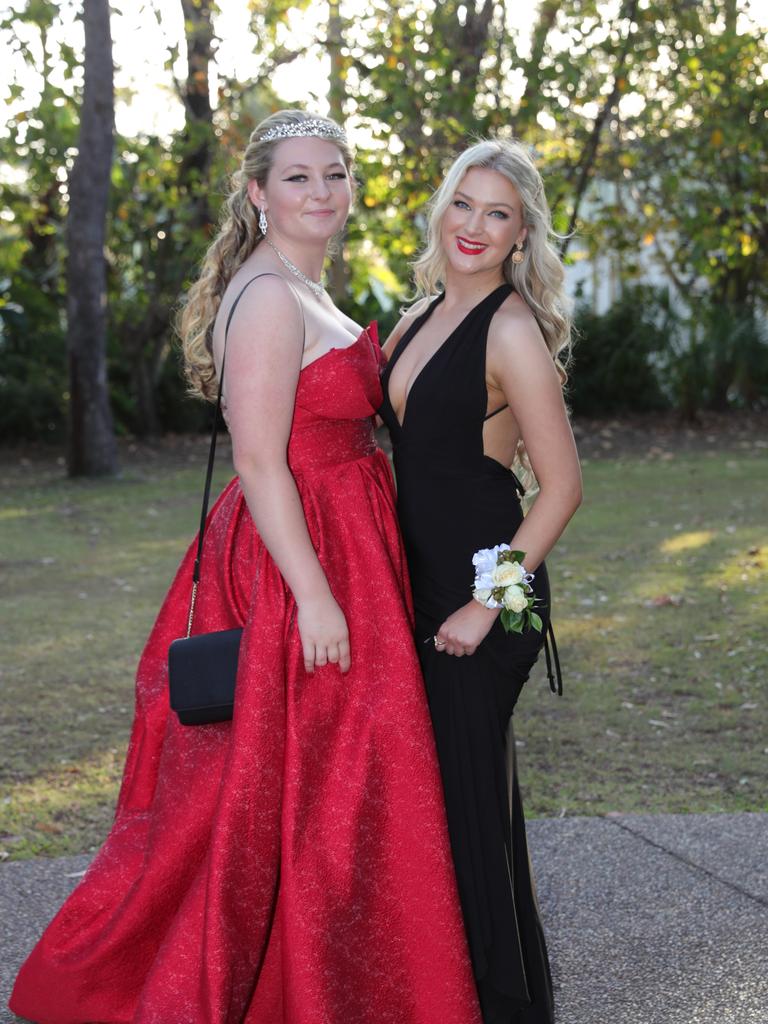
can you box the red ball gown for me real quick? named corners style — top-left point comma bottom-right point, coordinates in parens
top-left (10, 326), bottom-right (481, 1024)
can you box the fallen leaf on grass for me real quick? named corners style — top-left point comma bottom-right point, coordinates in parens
top-left (34, 822), bottom-right (64, 834)
top-left (646, 594), bottom-right (683, 607)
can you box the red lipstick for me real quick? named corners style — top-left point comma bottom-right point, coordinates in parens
top-left (456, 236), bottom-right (488, 256)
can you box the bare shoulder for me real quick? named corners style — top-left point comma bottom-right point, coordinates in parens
top-left (487, 292), bottom-right (550, 374)
top-left (215, 270), bottom-right (303, 352)
top-left (223, 271), bottom-right (301, 328)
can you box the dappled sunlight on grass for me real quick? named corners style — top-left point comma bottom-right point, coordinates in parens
top-left (0, 746), bottom-right (126, 859)
top-left (548, 614), bottom-right (620, 642)
top-left (659, 529), bottom-right (716, 553)
top-left (0, 506), bottom-right (39, 521)
top-left (133, 537), bottom-right (193, 554)
top-left (627, 572), bottom-right (690, 599)
top-left (704, 542), bottom-right (767, 590)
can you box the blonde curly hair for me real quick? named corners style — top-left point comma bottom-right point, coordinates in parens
top-left (410, 138), bottom-right (571, 384)
top-left (178, 109), bottom-right (353, 401)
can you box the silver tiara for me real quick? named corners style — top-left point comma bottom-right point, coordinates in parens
top-left (259, 119), bottom-right (347, 144)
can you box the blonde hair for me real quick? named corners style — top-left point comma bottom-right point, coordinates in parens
top-left (411, 138), bottom-right (571, 384)
top-left (178, 109), bottom-right (354, 400)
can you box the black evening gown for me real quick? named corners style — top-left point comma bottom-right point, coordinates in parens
top-left (379, 284), bottom-right (556, 1024)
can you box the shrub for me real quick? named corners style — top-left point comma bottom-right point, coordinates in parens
top-left (568, 287), bottom-right (671, 416)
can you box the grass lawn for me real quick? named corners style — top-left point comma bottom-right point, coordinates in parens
top-left (1, 427), bottom-right (766, 860)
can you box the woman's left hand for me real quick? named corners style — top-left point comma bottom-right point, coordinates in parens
top-left (434, 600), bottom-right (499, 657)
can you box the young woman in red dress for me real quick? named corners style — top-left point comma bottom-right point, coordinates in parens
top-left (10, 110), bottom-right (481, 1024)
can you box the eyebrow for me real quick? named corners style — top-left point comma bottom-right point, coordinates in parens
top-left (280, 162), bottom-right (346, 172)
top-left (454, 190), bottom-right (515, 210)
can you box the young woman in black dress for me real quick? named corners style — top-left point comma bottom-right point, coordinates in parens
top-left (380, 139), bottom-right (582, 1023)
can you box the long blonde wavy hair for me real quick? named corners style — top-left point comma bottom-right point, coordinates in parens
top-left (178, 109), bottom-right (353, 401)
top-left (411, 138), bottom-right (571, 384)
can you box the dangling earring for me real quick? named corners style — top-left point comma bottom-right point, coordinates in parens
top-left (511, 241), bottom-right (525, 265)
top-left (258, 208), bottom-right (268, 236)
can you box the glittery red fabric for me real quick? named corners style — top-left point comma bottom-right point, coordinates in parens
top-left (10, 327), bottom-right (482, 1024)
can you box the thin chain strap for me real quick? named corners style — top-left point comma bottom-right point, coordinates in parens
top-left (184, 272), bottom-right (304, 636)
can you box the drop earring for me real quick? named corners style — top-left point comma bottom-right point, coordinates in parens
top-left (511, 241), bottom-right (525, 265)
top-left (258, 208), bottom-right (268, 236)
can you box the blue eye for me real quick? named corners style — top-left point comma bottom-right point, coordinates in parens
top-left (328, 171), bottom-right (347, 180)
top-left (285, 174), bottom-right (307, 182)
top-left (453, 200), bottom-right (470, 210)
top-left (490, 210), bottom-right (509, 219)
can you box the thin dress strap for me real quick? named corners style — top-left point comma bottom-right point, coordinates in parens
top-left (483, 403), bottom-right (508, 421)
top-left (191, 273), bottom-right (304, 597)
top-left (543, 622), bottom-right (563, 696)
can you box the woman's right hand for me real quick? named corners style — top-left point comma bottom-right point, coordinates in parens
top-left (297, 592), bottom-right (351, 674)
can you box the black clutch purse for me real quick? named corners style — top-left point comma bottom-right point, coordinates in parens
top-left (169, 626), bottom-right (242, 725)
top-left (167, 273), bottom-right (304, 726)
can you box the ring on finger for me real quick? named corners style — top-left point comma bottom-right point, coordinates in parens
top-left (433, 635), bottom-right (446, 649)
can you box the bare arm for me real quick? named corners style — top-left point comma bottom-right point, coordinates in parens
top-left (217, 277), bottom-right (350, 673)
top-left (488, 305), bottom-right (582, 571)
top-left (435, 303), bottom-right (581, 657)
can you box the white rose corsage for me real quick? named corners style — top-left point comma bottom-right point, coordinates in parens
top-left (472, 544), bottom-right (542, 634)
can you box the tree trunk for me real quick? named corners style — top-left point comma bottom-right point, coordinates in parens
top-left (432, 0), bottom-right (495, 124)
top-left (66, 0), bottom-right (118, 476)
top-left (179, 0), bottom-right (215, 229)
top-left (723, 0), bottom-right (738, 33)
top-left (516, 0), bottom-right (562, 131)
top-left (327, 0), bottom-right (350, 300)
top-left (133, 359), bottom-right (162, 437)
top-left (559, 0), bottom-right (640, 258)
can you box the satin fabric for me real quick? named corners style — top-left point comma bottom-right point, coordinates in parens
top-left (10, 326), bottom-right (482, 1024)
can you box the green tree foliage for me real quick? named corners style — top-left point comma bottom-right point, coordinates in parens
top-left (582, 0), bottom-right (768, 413)
top-left (1, 0), bottom-right (766, 441)
top-left (1, 1), bottom-right (80, 441)
top-left (594, 0), bottom-right (767, 306)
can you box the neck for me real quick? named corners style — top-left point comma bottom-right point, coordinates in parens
top-left (441, 266), bottom-right (507, 311)
top-left (264, 232), bottom-right (327, 281)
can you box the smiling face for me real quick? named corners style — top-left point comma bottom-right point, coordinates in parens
top-left (248, 136), bottom-right (352, 246)
top-left (440, 166), bottom-right (527, 282)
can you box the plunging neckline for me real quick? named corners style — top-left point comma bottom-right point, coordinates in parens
top-left (384, 284), bottom-right (509, 430)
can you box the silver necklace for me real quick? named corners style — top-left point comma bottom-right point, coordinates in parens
top-left (265, 239), bottom-right (325, 300)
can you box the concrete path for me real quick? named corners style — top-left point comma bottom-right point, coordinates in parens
top-left (2, 812), bottom-right (766, 1023)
